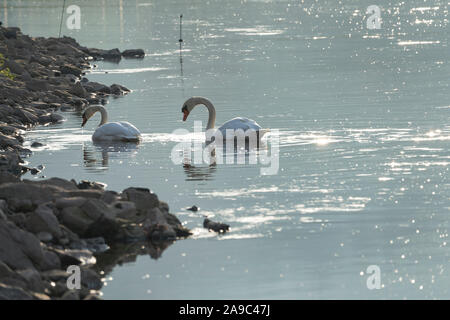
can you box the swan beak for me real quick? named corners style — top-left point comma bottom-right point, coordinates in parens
top-left (182, 110), bottom-right (189, 121)
top-left (81, 116), bottom-right (87, 127)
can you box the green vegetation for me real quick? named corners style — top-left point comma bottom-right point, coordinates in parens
top-left (0, 53), bottom-right (15, 80)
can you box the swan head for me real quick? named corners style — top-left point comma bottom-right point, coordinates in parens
top-left (181, 98), bottom-right (195, 122)
top-left (81, 105), bottom-right (105, 127)
top-left (181, 97), bottom-right (211, 121)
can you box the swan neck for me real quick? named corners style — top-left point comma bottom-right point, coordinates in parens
top-left (96, 106), bottom-right (108, 126)
top-left (202, 99), bottom-right (216, 130)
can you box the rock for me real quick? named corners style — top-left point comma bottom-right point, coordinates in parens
top-left (60, 290), bottom-right (80, 300)
top-left (25, 177), bottom-right (78, 191)
top-left (203, 218), bottom-right (230, 233)
top-left (36, 232), bottom-right (53, 243)
top-left (82, 81), bottom-right (111, 94)
top-left (122, 187), bottom-right (159, 212)
top-left (84, 216), bottom-right (120, 242)
top-left (80, 267), bottom-right (102, 290)
top-left (0, 219), bottom-right (47, 270)
top-left (121, 49), bottom-right (145, 58)
top-left (0, 283), bottom-right (34, 300)
top-left (110, 83), bottom-right (130, 95)
top-left (68, 82), bottom-right (87, 98)
top-left (16, 268), bottom-right (45, 293)
top-left (59, 206), bottom-right (95, 235)
top-left (187, 205), bottom-right (199, 212)
top-left (25, 79), bottom-right (49, 92)
top-left (60, 64), bottom-right (82, 77)
top-left (55, 197), bottom-right (87, 210)
top-left (87, 48), bottom-right (121, 61)
top-left (83, 293), bottom-right (102, 300)
top-left (50, 248), bottom-right (82, 269)
top-left (25, 204), bottom-right (63, 238)
top-left (8, 198), bottom-right (33, 212)
top-left (77, 180), bottom-right (106, 190)
top-left (0, 181), bottom-right (65, 204)
top-left (31, 141), bottom-right (44, 148)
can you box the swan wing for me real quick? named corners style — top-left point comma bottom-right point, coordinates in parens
top-left (92, 121), bottom-right (141, 142)
top-left (217, 117), bottom-right (263, 138)
top-left (218, 117), bottom-right (262, 131)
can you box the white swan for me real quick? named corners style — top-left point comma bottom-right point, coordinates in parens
top-left (81, 105), bottom-right (141, 142)
top-left (181, 97), bottom-right (269, 141)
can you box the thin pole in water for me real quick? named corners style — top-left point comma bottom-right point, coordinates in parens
top-left (179, 14), bottom-right (183, 75)
top-left (58, 0), bottom-right (66, 38)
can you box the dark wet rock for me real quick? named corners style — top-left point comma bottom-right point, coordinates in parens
top-left (82, 81), bottom-right (111, 94)
top-left (87, 48), bottom-right (122, 62)
top-left (60, 290), bottom-right (80, 300)
top-left (77, 180), bottom-right (106, 190)
top-left (0, 218), bottom-right (60, 270)
top-left (25, 204), bottom-right (63, 238)
top-left (59, 64), bottom-right (82, 77)
top-left (110, 83), bottom-right (130, 96)
top-left (36, 232), bottom-right (53, 243)
top-left (203, 218), bottom-right (230, 233)
top-left (122, 187), bottom-right (159, 212)
top-left (0, 283), bottom-right (34, 299)
top-left (121, 49), bottom-right (145, 58)
top-left (187, 205), bottom-right (199, 212)
top-left (25, 79), bottom-right (49, 92)
top-left (68, 82), bottom-right (87, 98)
top-left (31, 141), bottom-right (44, 148)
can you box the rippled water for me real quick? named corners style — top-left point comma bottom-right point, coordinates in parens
top-left (4, 0), bottom-right (450, 299)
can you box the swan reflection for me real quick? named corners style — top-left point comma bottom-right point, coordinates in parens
top-left (82, 141), bottom-right (139, 171)
top-left (181, 140), bottom-right (268, 181)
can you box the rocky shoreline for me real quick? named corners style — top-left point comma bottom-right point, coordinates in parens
top-left (0, 26), bottom-right (191, 299)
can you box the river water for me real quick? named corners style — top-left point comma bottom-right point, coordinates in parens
top-left (4, 0), bottom-right (450, 299)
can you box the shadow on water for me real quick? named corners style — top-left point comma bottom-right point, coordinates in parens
top-left (93, 240), bottom-right (175, 276)
top-left (82, 141), bottom-right (140, 171)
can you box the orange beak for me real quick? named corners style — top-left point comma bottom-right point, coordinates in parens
top-left (182, 110), bottom-right (189, 121)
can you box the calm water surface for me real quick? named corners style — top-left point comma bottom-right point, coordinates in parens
top-left (4, 0), bottom-right (450, 299)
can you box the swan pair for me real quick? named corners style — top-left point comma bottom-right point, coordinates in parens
top-left (81, 97), bottom-right (268, 143)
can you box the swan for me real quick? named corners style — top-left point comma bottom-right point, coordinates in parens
top-left (181, 97), bottom-right (269, 142)
top-left (81, 105), bottom-right (141, 142)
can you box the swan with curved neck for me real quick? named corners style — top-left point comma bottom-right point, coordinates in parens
top-left (181, 97), bottom-right (269, 140)
top-left (82, 105), bottom-right (141, 142)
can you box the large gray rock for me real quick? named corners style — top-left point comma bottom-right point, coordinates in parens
top-left (59, 206), bottom-right (95, 235)
top-left (0, 283), bottom-right (34, 300)
top-left (0, 181), bottom-right (64, 205)
top-left (25, 204), bottom-right (63, 238)
top-left (122, 187), bottom-right (159, 212)
top-left (25, 79), bottom-right (49, 92)
top-left (0, 219), bottom-right (46, 270)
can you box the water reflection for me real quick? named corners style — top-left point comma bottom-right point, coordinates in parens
top-left (94, 240), bottom-right (175, 276)
top-left (83, 141), bottom-right (139, 171)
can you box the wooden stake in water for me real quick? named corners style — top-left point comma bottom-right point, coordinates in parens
top-left (58, 0), bottom-right (67, 38)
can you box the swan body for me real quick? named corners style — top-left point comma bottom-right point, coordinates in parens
top-left (181, 97), bottom-right (269, 140)
top-left (82, 105), bottom-right (141, 142)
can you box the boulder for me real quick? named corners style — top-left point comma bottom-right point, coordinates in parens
top-left (0, 283), bottom-right (34, 300)
top-left (121, 187), bottom-right (159, 212)
top-left (0, 219), bottom-right (47, 270)
top-left (121, 49), bottom-right (145, 58)
top-left (25, 204), bottom-right (63, 238)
